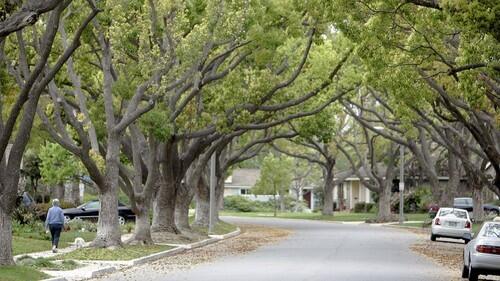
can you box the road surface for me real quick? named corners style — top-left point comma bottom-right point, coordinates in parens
top-left (97, 216), bottom-right (453, 281)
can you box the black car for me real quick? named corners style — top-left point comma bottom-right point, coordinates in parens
top-left (454, 197), bottom-right (500, 216)
top-left (63, 200), bottom-right (135, 225)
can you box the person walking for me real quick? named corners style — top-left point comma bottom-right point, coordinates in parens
top-left (45, 199), bottom-right (65, 253)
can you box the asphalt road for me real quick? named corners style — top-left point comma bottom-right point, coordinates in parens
top-left (102, 217), bottom-right (454, 281)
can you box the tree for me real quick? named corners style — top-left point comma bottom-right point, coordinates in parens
top-left (253, 154), bottom-right (293, 216)
top-left (0, 0), bottom-right (98, 265)
top-left (39, 142), bottom-right (82, 202)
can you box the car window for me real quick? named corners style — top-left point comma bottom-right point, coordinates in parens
top-left (481, 224), bottom-right (500, 238)
top-left (465, 198), bottom-right (473, 205)
top-left (85, 201), bottom-right (100, 209)
top-left (454, 199), bottom-right (464, 205)
top-left (439, 209), bottom-right (467, 219)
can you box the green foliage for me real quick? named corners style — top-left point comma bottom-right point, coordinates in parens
top-left (223, 195), bottom-right (255, 212)
top-left (39, 143), bottom-right (82, 186)
top-left (253, 154), bottom-right (293, 196)
top-left (0, 266), bottom-right (48, 281)
top-left (353, 202), bottom-right (375, 213)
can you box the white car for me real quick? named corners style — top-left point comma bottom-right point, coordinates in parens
top-left (431, 208), bottom-right (472, 243)
top-left (462, 222), bottom-right (500, 281)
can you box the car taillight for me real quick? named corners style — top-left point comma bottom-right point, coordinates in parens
top-left (465, 221), bottom-right (471, 229)
top-left (476, 245), bottom-right (500, 255)
top-left (434, 218), bottom-right (441, 225)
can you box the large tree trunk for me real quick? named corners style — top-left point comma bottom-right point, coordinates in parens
top-left (337, 184), bottom-right (345, 211)
top-left (152, 178), bottom-right (179, 233)
top-left (91, 136), bottom-right (122, 248)
top-left (472, 184), bottom-right (485, 222)
top-left (127, 203), bottom-right (153, 245)
top-left (194, 177), bottom-right (210, 227)
top-left (322, 164), bottom-right (334, 216)
top-left (442, 151), bottom-right (460, 206)
top-left (68, 181), bottom-right (80, 205)
top-left (376, 183), bottom-right (393, 222)
top-left (0, 206), bottom-right (14, 265)
top-left (92, 185), bottom-right (122, 247)
top-left (175, 182), bottom-right (194, 231)
top-left (215, 175), bottom-right (225, 221)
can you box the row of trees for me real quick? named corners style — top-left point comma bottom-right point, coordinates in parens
top-left (0, 0), bottom-right (497, 267)
top-left (0, 0), bottom-right (356, 265)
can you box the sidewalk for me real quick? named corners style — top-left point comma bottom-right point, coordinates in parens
top-left (23, 229), bottom-right (241, 281)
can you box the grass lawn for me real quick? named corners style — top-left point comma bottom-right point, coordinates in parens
top-left (55, 244), bottom-right (172, 261)
top-left (0, 266), bottom-right (48, 281)
top-left (191, 220), bottom-right (238, 235)
top-left (220, 210), bottom-right (430, 222)
top-left (13, 231), bottom-right (96, 255)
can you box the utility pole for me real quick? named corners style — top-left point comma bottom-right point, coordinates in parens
top-left (399, 145), bottom-right (405, 225)
top-left (209, 153), bottom-right (217, 234)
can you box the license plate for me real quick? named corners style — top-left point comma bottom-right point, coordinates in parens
top-left (448, 222), bottom-right (458, 227)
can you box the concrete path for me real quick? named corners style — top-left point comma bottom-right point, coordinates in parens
top-left (94, 216), bottom-right (453, 281)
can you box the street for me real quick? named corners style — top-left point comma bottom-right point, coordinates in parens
top-left (93, 217), bottom-right (454, 281)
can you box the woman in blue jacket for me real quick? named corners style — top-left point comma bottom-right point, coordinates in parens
top-left (45, 199), bottom-right (65, 253)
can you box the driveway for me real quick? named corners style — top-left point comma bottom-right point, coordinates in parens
top-left (95, 216), bottom-right (454, 281)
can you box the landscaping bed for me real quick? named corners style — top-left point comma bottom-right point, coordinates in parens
top-left (54, 244), bottom-right (173, 261)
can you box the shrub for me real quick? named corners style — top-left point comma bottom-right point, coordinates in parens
top-left (224, 196), bottom-right (255, 212)
top-left (353, 202), bottom-right (375, 213)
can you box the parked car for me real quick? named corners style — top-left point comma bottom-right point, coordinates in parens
top-left (462, 221), bottom-right (500, 281)
top-left (454, 197), bottom-right (500, 216)
top-left (431, 207), bottom-right (472, 243)
top-left (62, 200), bottom-right (135, 225)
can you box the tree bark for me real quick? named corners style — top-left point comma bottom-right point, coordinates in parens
top-left (322, 164), bottom-right (334, 215)
top-left (337, 184), bottom-right (345, 211)
top-left (91, 184), bottom-right (122, 247)
top-left (127, 204), bottom-right (153, 245)
top-left (472, 184), bottom-right (485, 222)
top-left (175, 182), bottom-right (194, 231)
top-left (151, 178), bottom-right (179, 233)
top-left (376, 183), bottom-right (393, 222)
top-left (442, 150), bottom-right (459, 206)
top-left (194, 177), bottom-right (210, 227)
top-left (0, 206), bottom-right (14, 265)
top-left (68, 181), bottom-right (80, 205)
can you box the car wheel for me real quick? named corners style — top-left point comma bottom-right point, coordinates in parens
top-left (430, 234), bottom-right (436, 241)
top-left (118, 216), bottom-right (126, 225)
top-left (464, 239), bottom-right (470, 244)
top-left (64, 216), bottom-right (71, 224)
top-left (468, 257), bottom-right (479, 281)
top-left (462, 264), bottom-right (468, 278)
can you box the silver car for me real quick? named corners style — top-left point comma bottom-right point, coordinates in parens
top-left (431, 208), bottom-right (472, 243)
top-left (462, 222), bottom-right (500, 281)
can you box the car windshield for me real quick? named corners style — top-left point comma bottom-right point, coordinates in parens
top-left (439, 209), bottom-right (467, 219)
top-left (482, 223), bottom-right (500, 238)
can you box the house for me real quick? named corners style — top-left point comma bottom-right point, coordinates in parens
top-left (224, 168), bottom-right (315, 208)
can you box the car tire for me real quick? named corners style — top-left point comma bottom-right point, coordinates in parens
top-left (118, 216), bottom-right (126, 225)
top-left (462, 264), bottom-right (468, 278)
top-left (468, 267), bottom-right (479, 281)
top-left (430, 234), bottom-right (436, 241)
top-left (464, 239), bottom-right (470, 244)
top-left (64, 216), bottom-right (71, 224)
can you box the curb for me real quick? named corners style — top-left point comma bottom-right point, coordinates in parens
top-left (41, 278), bottom-right (67, 281)
top-left (131, 246), bottom-right (186, 266)
top-left (91, 266), bottom-right (117, 278)
top-left (185, 237), bottom-right (219, 249)
top-left (209, 227), bottom-right (241, 240)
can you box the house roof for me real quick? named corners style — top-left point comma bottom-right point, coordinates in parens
top-left (335, 164), bottom-right (388, 181)
top-left (225, 168), bottom-right (261, 189)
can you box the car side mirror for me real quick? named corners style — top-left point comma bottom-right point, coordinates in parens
top-left (81, 207), bottom-right (86, 211)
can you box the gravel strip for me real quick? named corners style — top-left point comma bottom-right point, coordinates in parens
top-left (407, 228), bottom-right (500, 281)
top-left (90, 224), bottom-right (290, 281)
